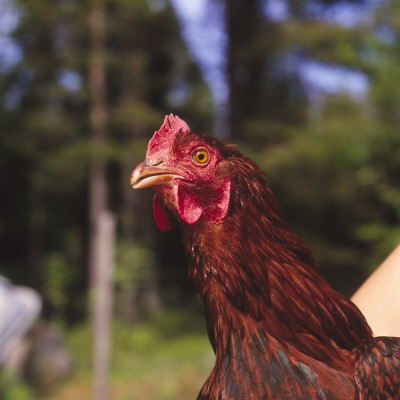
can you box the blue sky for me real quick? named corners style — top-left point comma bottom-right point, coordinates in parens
top-left (170, 0), bottom-right (228, 107)
top-left (0, 0), bottom-right (21, 71)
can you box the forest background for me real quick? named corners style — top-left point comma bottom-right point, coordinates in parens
top-left (0, 0), bottom-right (400, 398)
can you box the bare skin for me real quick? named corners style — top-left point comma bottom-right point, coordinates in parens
top-left (352, 244), bottom-right (400, 337)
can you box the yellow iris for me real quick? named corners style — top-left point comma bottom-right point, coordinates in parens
top-left (194, 149), bottom-right (209, 164)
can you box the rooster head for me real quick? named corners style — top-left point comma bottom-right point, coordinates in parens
top-left (130, 114), bottom-right (232, 231)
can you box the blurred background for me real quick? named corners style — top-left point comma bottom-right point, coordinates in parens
top-left (0, 0), bottom-right (399, 398)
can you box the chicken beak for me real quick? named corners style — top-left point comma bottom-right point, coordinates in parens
top-left (130, 161), bottom-right (182, 189)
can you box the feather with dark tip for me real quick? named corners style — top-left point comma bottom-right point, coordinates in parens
top-left (355, 336), bottom-right (400, 399)
top-left (131, 115), bottom-right (400, 399)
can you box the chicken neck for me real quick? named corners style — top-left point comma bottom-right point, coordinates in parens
top-left (182, 162), bottom-right (372, 370)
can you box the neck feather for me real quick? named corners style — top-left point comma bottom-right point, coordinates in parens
top-left (183, 157), bottom-right (372, 362)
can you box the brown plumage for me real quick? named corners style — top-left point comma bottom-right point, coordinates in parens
top-left (131, 114), bottom-right (400, 399)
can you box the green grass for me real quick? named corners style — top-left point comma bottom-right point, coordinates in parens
top-left (0, 373), bottom-right (35, 400)
top-left (49, 308), bottom-right (214, 400)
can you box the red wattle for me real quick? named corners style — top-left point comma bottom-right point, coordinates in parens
top-left (176, 185), bottom-right (203, 225)
top-left (153, 194), bottom-right (173, 232)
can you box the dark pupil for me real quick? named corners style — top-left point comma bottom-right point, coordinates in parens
top-left (198, 152), bottom-right (205, 161)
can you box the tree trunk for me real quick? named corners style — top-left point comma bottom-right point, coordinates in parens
top-left (88, 1), bottom-right (113, 399)
top-left (92, 211), bottom-right (115, 400)
top-left (225, 0), bottom-right (265, 140)
top-left (88, 0), bottom-right (107, 292)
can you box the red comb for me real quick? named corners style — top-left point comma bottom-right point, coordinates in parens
top-left (147, 114), bottom-right (190, 158)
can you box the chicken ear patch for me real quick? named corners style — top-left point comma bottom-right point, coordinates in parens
top-left (210, 180), bottom-right (231, 223)
top-left (176, 185), bottom-right (203, 225)
top-left (153, 194), bottom-right (173, 232)
top-left (175, 180), bottom-right (231, 226)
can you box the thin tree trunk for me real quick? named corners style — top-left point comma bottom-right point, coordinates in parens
top-left (88, 0), bottom-right (107, 292)
top-left (92, 211), bottom-right (115, 400)
top-left (88, 1), bottom-right (113, 400)
top-left (225, 0), bottom-right (266, 140)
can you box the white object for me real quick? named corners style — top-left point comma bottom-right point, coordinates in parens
top-left (0, 277), bottom-right (42, 365)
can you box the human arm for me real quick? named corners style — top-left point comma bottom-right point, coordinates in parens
top-left (352, 244), bottom-right (400, 337)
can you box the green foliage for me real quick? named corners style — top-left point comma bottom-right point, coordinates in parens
top-left (115, 241), bottom-right (154, 285)
top-left (0, 0), bottom-right (213, 324)
top-left (284, 21), bottom-right (369, 69)
top-left (62, 308), bottom-right (213, 400)
top-left (224, 0), bottom-right (399, 289)
top-left (114, 240), bottom-right (156, 318)
top-left (43, 252), bottom-right (74, 323)
top-left (0, 373), bottom-right (35, 400)
top-left (245, 95), bottom-right (397, 294)
top-left (356, 223), bottom-right (400, 270)
top-left (354, 0), bottom-right (400, 271)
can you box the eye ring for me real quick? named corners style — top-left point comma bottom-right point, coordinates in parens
top-left (193, 148), bottom-right (210, 165)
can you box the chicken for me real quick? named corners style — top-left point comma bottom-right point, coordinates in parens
top-left (131, 114), bottom-right (400, 399)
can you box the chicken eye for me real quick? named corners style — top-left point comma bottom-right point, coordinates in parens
top-left (193, 149), bottom-right (209, 165)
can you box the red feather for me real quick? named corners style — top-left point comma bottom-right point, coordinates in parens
top-left (131, 115), bottom-right (400, 399)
